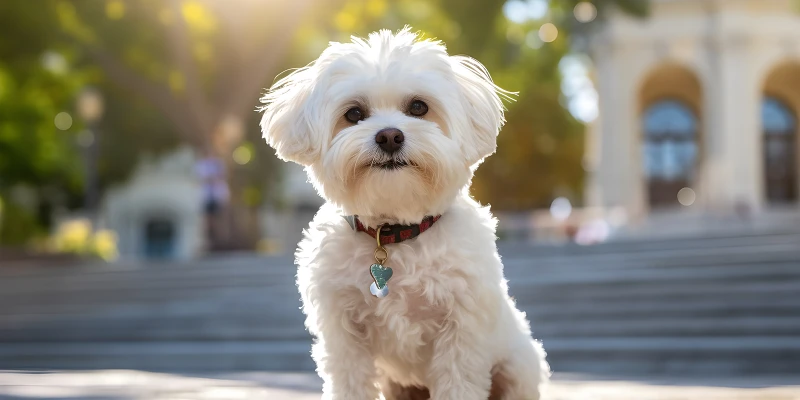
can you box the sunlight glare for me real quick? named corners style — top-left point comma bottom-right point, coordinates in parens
top-left (559, 54), bottom-right (598, 123)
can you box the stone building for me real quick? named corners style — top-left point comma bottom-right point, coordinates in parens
top-left (585, 0), bottom-right (800, 231)
top-left (102, 148), bottom-right (204, 260)
top-left (101, 147), bottom-right (323, 260)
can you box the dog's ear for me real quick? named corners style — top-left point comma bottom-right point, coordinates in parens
top-left (450, 56), bottom-right (509, 166)
top-left (260, 66), bottom-right (322, 166)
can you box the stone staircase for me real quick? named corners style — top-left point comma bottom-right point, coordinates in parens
top-left (1, 229), bottom-right (798, 375)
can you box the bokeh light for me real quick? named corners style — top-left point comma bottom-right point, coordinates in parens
top-left (77, 130), bottom-right (95, 147)
top-left (233, 145), bottom-right (252, 165)
top-left (54, 112), bottom-right (73, 131)
top-left (574, 2), bottom-right (598, 23)
top-left (77, 88), bottom-right (105, 123)
top-left (41, 51), bottom-right (68, 75)
top-left (538, 23), bottom-right (558, 43)
top-left (550, 197), bottom-right (573, 221)
top-left (677, 187), bottom-right (696, 206)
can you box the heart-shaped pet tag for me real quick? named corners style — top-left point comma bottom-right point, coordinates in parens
top-left (369, 263), bottom-right (393, 289)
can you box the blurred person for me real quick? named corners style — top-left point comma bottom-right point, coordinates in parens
top-left (194, 153), bottom-right (230, 251)
top-left (260, 28), bottom-right (550, 400)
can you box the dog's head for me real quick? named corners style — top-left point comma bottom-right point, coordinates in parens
top-left (260, 28), bottom-right (508, 223)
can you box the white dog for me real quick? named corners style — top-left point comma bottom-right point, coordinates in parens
top-left (260, 28), bottom-right (550, 400)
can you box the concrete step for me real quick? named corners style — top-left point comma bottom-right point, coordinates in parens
top-left (543, 337), bottom-right (800, 375)
top-left (528, 296), bottom-right (800, 320)
top-left (0, 341), bottom-right (316, 372)
top-left (2, 262), bottom-right (795, 343)
top-left (2, 237), bottom-right (795, 282)
top-left (504, 245), bottom-right (800, 271)
top-left (4, 254), bottom-right (795, 302)
top-left (3, 337), bottom-right (798, 374)
top-left (3, 273), bottom-right (790, 324)
top-left (1, 229), bottom-right (798, 374)
top-left (0, 313), bottom-right (308, 342)
top-left (513, 277), bottom-right (800, 303)
top-left (532, 315), bottom-right (800, 338)
top-left (499, 230), bottom-right (800, 257)
top-left (6, 300), bottom-right (797, 343)
top-left (6, 294), bottom-right (798, 343)
top-left (2, 231), bottom-right (797, 281)
top-left (4, 303), bottom-right (795, 344)
top-left (524, 262), bottom-right (800, 284)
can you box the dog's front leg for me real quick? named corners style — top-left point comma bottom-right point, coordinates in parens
top-left (427, 318), bottom-right (493, 400)
top-left (314, 322), bottom-right (379, 400)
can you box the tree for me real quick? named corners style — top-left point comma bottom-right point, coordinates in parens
top-left (0, 1), bottom-right (88, 244)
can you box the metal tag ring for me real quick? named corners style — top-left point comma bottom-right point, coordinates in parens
top-left (374, 246), bottom-right (388, 264)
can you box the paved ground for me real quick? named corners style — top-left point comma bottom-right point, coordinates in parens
top-left (0, 370), bottom-right (798, 400)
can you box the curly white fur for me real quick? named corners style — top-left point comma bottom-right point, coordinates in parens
top-left (260, 27), bottom-right (550, 400)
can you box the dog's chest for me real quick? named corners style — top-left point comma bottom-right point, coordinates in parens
top-left (371, 283), bottom-right (447, 323)
top-left (356, 260), bottom-right (454, 367)
top-left (364, 286), bottom-right (446, 366)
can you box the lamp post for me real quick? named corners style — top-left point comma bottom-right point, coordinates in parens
top-left (76, 87), bottom-right (104, 215)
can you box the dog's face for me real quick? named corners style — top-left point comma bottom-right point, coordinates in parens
top-left (260, 28), bottom-right (506, 223)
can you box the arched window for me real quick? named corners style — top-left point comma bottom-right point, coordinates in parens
top-left (762, 97), bottom-right (797, 203)
top-left (643, 100), bottom-right (698, 207)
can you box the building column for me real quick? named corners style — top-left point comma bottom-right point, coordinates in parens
top-left (702, 34), bottom-right (762, 214)
top-left (593, 43), bottom-right (647, 221)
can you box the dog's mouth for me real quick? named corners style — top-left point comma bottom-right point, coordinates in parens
top-left (372, 159), bottom-right (411, 170)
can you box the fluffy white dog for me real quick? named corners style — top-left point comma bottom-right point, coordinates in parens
top-left (260, 28), bottom-right (550, 400)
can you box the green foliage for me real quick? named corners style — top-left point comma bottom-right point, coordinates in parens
top-left (0, 2), bottom-right (85, 190)
top-left (0, 65), bottom-right (85, 190)
top-left (0, 1), bottom-right (90, 244)
top-left (0, 197), bottom-right (43, 245)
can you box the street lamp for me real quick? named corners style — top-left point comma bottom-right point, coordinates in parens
top-left (76, 87), bottom-right (105, 214)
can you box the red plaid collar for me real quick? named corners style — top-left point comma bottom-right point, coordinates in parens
top-left (346, 215), bottom-right (441, 244)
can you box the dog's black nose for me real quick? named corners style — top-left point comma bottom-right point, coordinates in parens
top-left (375, 128), bottom-right (404, 154)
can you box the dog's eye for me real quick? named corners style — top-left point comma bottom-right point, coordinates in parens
top-left (345, 107), bottom-right (365, 123)
top-left (408, 100), bottom-right (428, 117)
